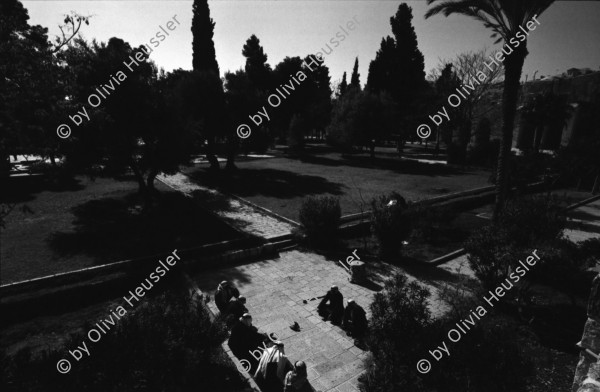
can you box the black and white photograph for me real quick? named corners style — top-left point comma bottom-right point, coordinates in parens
top-left (1, 0), bottom-right (600, 391)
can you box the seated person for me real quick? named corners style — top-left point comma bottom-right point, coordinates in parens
top-left (254, 342), bottom-right (293, 392)
top-left (343, 299), bottom-right (367, 340)
top-left (317, 285), bottom-right (344, 324)
top-left (284, 361), bottom-right (310, 392)
top-left (215, 280), bottom-right (240, 313)
top-left (225, 296), bottom-right (248, 326)
top-left (229, 313), bottom-right (268, 370)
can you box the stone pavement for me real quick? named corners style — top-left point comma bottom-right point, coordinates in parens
top-left (439, 196), bottom-right (600, 280)
top-left (565, 198), bottom-right (600, 243)
top-left (193, 249), bottom-right (453, 392)
top-left (158, 172), bottom-right (295, 240)
top-left (194, 250), bottom-right (372, 392)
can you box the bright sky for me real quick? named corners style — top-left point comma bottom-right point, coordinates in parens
top-left (24, 1), bottom-right (600, 87)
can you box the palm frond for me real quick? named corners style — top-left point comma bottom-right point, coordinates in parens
top-left (426, 0), bottom-right (556, 42)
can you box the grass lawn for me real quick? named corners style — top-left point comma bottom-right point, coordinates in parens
top-left (182, 149), bottom-right (492, 221)
top-left (1, 175), bottom-right (241, 284)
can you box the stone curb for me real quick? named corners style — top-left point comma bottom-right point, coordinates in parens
top-left (1, 241), bottom-right (276, 303)
top-left (429, 248), bottom-right (467, 266)
top-left (224, 192), bottom-right (302, 228)
top-left (428, 191), bottom-right (600, 268)
top-left (566, 194), bottom-right (600, 211)
top-left (340, 185), bottom-right (496, 223)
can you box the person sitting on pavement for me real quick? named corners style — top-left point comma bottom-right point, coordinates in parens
top-left (343, 299), bottom-right (367, 340)
top-left (254, 341), bottom-right (293, 392)
top-left (228, 313), bottom-right (268, 368)
top-left (317, 285), bottom-right (344, 324)
top-left (215, 280), bottom-right (240, 313)
top-left (227, 295), bottom-right (248, 320)
top-left (284, 361), bottom-right (310, 392)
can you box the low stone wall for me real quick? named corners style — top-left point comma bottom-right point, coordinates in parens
top-left (573, 274), bottom-right (600, 392)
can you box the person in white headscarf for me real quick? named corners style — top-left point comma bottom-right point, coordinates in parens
top-left (254, 341), bottom-right (293, 392)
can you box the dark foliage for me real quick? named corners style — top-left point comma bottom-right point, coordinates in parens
top-left (1, 290), bottom-right (245, 392)
top-left (360, 274), bottom-right (532, 392)
top-left (299, 195), bottom-right (341, 247)
top-left (370, 193), bottom-right (411, 258)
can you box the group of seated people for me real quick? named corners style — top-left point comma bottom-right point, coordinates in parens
top-left (317, 285), bottom-right (368, 341)
top-left (215, 281), bottom-right (311, 392)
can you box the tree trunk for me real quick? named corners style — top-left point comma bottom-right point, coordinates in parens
top-left (225, 135), bottom-right (237, 171)
top-left (493, 47), bottom-right (527, 221)
top-left (129, 158), bottom-right (147, 195)
top-left (146, 169), bottom-right (159, 191)
top-left (205, 136), bottom-right (220, 171)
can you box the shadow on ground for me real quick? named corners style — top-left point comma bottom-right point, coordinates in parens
top-left (188, 168), bottom-right (345, 199)
top-left (1, 175), bottom-right (85, 204)
top-left (294, 153), bottom-right (468, 177)
top-left (48, 191), bottom-right (241, 264)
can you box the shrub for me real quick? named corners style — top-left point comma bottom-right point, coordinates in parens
top-left (360, 274), bottom-right (532, 392)
top-left (1, 290), bottom-right (244, 392)
top-left (298, 195), bottom-right (341, 247)
top-left (408, 204), bottom-right (458, 244)
top-left (465, 194), bottom-right (567, 291)
top-left (370, 192), bottom-right (411, 258)
top-left (527, 238), bottom-right (599, 301)
top-left (360, 273), bottom-right (434, 392)
top-left (498, 194), bottom-right (566, 247)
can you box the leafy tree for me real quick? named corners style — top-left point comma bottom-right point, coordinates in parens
top-left (350, 57), bottom-right (360, 90)
top-left (432, 50), bottom-right (504, 163)
top-left (426, 0), bottom-right (557, 220)
top-left (270, 55), bottom-right (332, 144)
top-left (65, 38), bottom-right (195, 205)
top-left (327, 89), bottom-right (399, 152)
top-left (0, 0), bottom-right (90, 177)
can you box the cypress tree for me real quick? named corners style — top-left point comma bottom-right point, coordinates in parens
top-left (366, 3), bottom-right (425, 109)
top-left (338, 71), bottom-right (348, 97)
top-left (191, 0), bottom-right (220, 75)
top-left (350, 57), bottom-right (360, 90)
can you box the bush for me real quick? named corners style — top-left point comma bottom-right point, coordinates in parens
top-left (464, 225), bottom-right (516, 291)
top-left (465, 194), bottom-right (567, 291)
top-left (360, 273), bottom-right (434, 392)
top-left (498, 194), bottom-right (566, 247)
top-left (298, 195), bottom-right (341, 247)
top-left (1, 290), bottom-right (244, 392)
top-left (370, 193), bottom-right (411, 258)
top-left (360, 274), bottom-right (532, 392)
top-left (408, 204), bottom-right (458, 244)
top-left (527, 238), bottom-right (599, 301)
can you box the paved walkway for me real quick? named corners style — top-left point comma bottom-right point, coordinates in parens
top-left (193, 249), bottom-right (452, 392)
top-left (195, 250), bottom-right (371, 392)
top-left (440, 196), bottom-right (600, 280)
top-left (564, 198), bottom-right (600, 243)
top-left (158, 173), bottom-right (295, 240)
